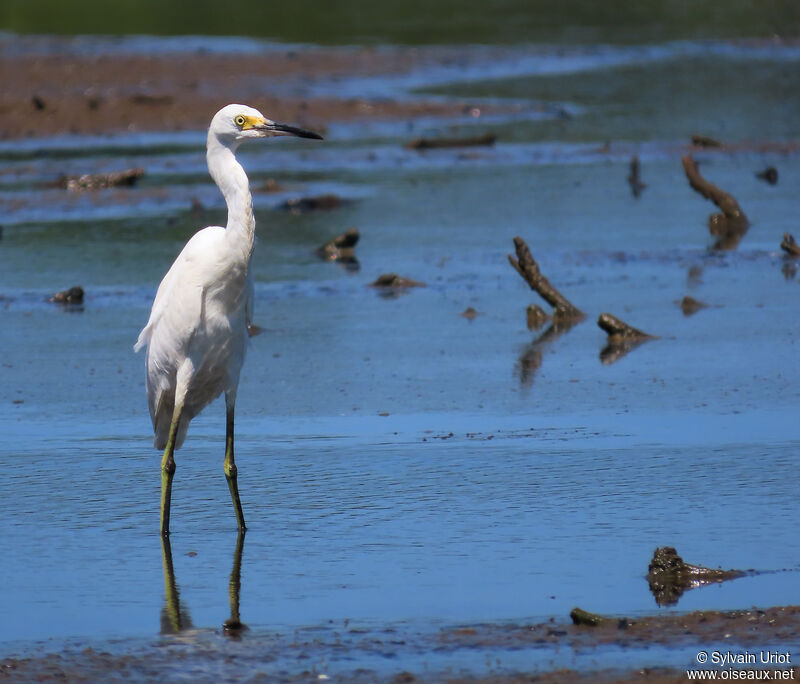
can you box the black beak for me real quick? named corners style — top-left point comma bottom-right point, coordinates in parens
top-left (267, 121), bottom-right (324, 140)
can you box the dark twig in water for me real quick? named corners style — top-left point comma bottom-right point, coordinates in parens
top-left (780, 233), bottom-right (800, 258)
top-left (627, 155), bottom-right (646, 197)
top-left (647, 546), bottom-right (748, 607)
top-left (405, 133), bottom-right (496, 150)
top-left (691, 134), bottom-right (723, 148)
top-left (508, 236), bottom-right (584, 322)
top-left (756, 166), bottom-right (779, 185)
top-left (681, 154), bottom-right (749, 250)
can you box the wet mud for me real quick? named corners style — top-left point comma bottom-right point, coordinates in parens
top-left (2, 605), bottom-right (799, 683)
top-left (0, 42), bottom-right (526, 140)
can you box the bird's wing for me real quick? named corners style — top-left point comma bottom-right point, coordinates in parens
top-left (134, 227), bottom-right (225, 352)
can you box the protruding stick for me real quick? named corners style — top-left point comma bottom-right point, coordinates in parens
top-left (597, 313), bottom-right (653, 340)
top-left (508, 236), bottom-right (584, 321)
top-left (627, 155), bottom-right (646, 197)
top-left (681, 155), bottom-right (747, 222)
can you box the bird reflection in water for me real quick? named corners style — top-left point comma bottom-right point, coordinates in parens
top-left (160, 532), bottom-right (247, 637)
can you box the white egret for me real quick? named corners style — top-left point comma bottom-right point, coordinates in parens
top-left (135, 104), bottom-right (322, 536)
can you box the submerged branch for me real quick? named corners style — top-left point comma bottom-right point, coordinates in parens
top-left (681, 154), bottom-right (749, 249)
top-left (597, 313), bottom-right (653, 340)
top-left (627, 155), bottom-right (646, 197)
top-left (508, 236), bottom-right (584, 322)
top-left (597, 313), bottom-right (656, 365)
top-left (681, 155), bottom-right (745, 221)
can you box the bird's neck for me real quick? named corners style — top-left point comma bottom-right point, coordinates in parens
top-left (207, 135), bottom-right (255, 258)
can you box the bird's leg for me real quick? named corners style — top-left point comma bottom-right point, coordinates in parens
top-left (224, 391), bottom-right (247, 532)
top-left (160, 405), bottom-right (182, 537)
top-left (161, 362), bottom-right (193, 536)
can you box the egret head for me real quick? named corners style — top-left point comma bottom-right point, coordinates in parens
top-left (210, 104), bottom-right (323, 145)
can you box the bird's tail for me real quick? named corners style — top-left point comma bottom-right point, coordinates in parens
top-left (134, 325), bottom-right (151, 353)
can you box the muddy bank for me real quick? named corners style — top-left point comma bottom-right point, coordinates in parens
top-left (0, 41), bottom-right (524, 140)
top-left (2, 605), bottom-right (798, 682)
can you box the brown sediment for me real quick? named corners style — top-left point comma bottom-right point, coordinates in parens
top-left (508, 236), bottom-right (584, 323)
top-left (681, 154), bottom-right (749, 250)
top-left (0, 47), bottom-right (523, 140)
top-left (4, 605), bottom-right (799, 683)
top-left (437, 605), bottom-right (800, 654)
top-left (405, 133), bottom-right (497, 150)
top-left (646, 547), bottom-right (748, 607)
top-left (780, 232), bottom-right (800, 257)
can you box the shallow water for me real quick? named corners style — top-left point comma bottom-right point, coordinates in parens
top-left (1, 33), bottom-right (799, 678)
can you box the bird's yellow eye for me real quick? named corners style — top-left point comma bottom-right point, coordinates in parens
top-left (234, 115), bottom-right (246, 127)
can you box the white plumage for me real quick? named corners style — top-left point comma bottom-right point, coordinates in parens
top-left (135, 104), bottom-right (322, 535)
